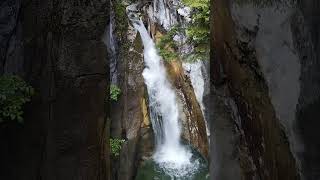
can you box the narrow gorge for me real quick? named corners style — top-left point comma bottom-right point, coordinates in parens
top-left (1, 0), bottom-right (320, 180)
top-left (108, 0), bottom-right (210, 179)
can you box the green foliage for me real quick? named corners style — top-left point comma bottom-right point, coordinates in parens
top-left (110, 138), bottom-right (125, 156)
top-left (156, 0), bottom-right (210, 61)
top-left (110, 84), bottom-right (121, 101)
top-left (183, 0), bottom-right (210, 61)
top-left (0, 75), bottom-right (34, 123)
top-left (114, 1), bottom-right (128, 40)
top-left (182, 0), bottom-right (209, 8)
top-left (156, 26), bottom-right (181, 61)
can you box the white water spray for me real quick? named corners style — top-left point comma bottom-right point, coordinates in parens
top-left (127, 5), bottom-right (198, 177)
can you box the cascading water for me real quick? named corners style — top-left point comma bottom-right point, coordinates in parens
top-left (127, 4), bottom-right (201, 178)
top-left (183, 61), bottom-right (210, 138)
top-left (183, 61), bottom-right (205, 114)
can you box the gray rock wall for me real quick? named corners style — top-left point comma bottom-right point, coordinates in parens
top-left (295, 1), bottom-right (320, 179)
top-left (211, 0), bottom-right (320, 179)
top-left (0, 0), bottom-right (109, 179)
top-left (211, 0), bottom-right (301, 179)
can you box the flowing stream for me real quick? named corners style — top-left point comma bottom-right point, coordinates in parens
top-left (127, 4), bottom-right (208, 179)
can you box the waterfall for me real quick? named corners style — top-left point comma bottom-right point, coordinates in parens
top-left (183, 61), bottom-right (205, 113)
top-left (183, 61), bottom-right (210, 137)
top-left (127, 4), bottom-right (199, 177)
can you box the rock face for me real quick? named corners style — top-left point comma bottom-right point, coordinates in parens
top-left (0, 0), bottom-right (109, 179)
top-left (211, 0), bottom-right (320, 179)
top-left (109, 2), bottom-right (151, 179)
top-left (112, 31), bottom-right (149, 180)
top-left (0, 0), bottom-right (23, 75)
top-left (165, 60), bottom-right (209, 158)
top-left (296, 1), bottom-right (320, 179)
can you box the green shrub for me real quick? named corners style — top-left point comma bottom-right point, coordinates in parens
top-left (110, 84), bottom-right (121, 101)
top-left (156, 26), bottom-right (181, 61)
top-left (114, 1), bottom-right (128, 41)
top-left (183, 0), bottom-right (210, 61)
top-left (156, 0), bottom-right (210, 62)
top-left (110, 138), bottom-right (125, 156)
top-left (0, 75), bottom-right (34, 123)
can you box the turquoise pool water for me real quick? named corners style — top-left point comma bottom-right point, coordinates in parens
top-left (135, 147), bottom-right (209, 180)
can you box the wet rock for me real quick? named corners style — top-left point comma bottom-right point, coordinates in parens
top-left (149, 14), bottom-right (210, 159)
top-left (210, 86), bottom-right (242, 180)
top-left (165, 60), bottom-right (209, 159)
top-left (109, 4), bottom-right (152, 179)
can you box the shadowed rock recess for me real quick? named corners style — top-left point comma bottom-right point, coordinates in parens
top-left (0, 0), bottom-right (109, 179)
top-left (211, 0), bottom-right (320, 179)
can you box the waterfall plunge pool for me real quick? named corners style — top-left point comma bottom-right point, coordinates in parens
top-left (127, 4), bottom-right (209, 180)
top-left (135, 144), bottom-right (209, 180)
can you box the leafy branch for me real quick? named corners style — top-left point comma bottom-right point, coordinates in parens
top-left (0, 75), bottom-right (34, 123)
top-left (110, 138), bottom-right (125, 156)
top-left (110, 84), bottom-right (121, 101)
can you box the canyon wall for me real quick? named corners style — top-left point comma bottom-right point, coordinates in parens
top-left (110, 0), bottom-right (209, 179)
top-left (0, 0), bottom-right (109, 179)
top-left (211, 0), bottom-right (320, 179)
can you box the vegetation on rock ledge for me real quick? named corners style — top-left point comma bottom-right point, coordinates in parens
top-left (110, 138), bottom-right (125, 156)
top-left (156, 26), bottom-right (180, 61)
top-left (110, 84), bottom-right (121, 101)
top-left (114, 1), bottom-right (128, 41)
top-left (0, 75), bottom-right (34, 123)
top-left (156, 0), bottom-right (210, 61)
top-left (183, 0), bottom-right (210, 60)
